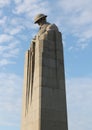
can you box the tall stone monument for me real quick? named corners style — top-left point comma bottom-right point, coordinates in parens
top-left (21, 14), bottom-right (68, 130)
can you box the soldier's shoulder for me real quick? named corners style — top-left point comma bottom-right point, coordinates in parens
top-left (46, 24), bottom-right (58, 31)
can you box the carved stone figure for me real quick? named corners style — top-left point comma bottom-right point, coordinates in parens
top-left (21, 14), bottom-right (68, 130)
top-left (32, 13), bottom-right (59, 42)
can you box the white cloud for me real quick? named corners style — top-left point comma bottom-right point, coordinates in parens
top-left (0, 42), bottom-right (18, 52)
top-left (58, 0), bottom-right (92, 49)
top-left (66, 77), bottom-right (92, 130)
top-left (59, 0), bottom-right (92, 15)
top-left (9, 17), bottom-right (33, 30)
top-left (0, 34), bottom-right (13, 43)
top-left (0, 73), bottom-right (22, 126)
top-left (68, 46), bottom-right (74, 51)
top-left (0, 40), bottom-right (20, 67)
top-left (14, 0), bottom-right (22, 5)
top-left (3, 49), bottom-right (19, 58)
top-left (13, 0), bottom-right (50, 18)
top-left (0, 0), bottom-right (11, 8)
top-left (77, 28), bottom-right (92, 42)
top-left (0, 41), bottom-right (20, 58)
top-left (5, 26), bottom-right (24, 35)
top-left (0, 59), bottom-right (15, 66)
top-left (77, 43), bottom-right (88, 50)
top-left (0, 16), bottom-right (7, 25)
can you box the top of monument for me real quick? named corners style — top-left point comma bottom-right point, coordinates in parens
top-left (34, 14), bottom-right (47, 23)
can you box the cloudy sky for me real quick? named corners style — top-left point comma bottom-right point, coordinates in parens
top-left (0, 0), bottom-right (92, 130)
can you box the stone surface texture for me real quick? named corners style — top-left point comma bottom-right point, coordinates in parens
top-left (21, 23), bottom-right (68, 130)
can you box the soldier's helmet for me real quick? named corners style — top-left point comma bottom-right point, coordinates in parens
top-left (34, 14), bottom-right (47, 23)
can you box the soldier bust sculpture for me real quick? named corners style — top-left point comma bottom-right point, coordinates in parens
top-left (32, 13), bottom-right (59, 43)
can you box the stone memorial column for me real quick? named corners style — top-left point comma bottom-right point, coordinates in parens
top-left (21, 16), bottom-right (68, 130)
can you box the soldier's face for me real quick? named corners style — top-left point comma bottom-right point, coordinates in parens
top-left (37, 20), bottom-right (42, 26)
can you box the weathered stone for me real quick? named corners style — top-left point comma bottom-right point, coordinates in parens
top-left (21, 14), bottom-right (68, 130)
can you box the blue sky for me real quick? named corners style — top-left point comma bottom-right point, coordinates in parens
top-left (0, 0), bottom-right (92, 130)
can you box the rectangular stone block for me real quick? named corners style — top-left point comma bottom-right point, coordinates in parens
top-left (21, 30), bottom-right (68, 130)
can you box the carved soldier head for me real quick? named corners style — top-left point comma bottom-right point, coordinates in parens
top-left (34, 14), bottom-right (47, 26)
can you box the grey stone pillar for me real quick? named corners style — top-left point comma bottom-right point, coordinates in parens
top-left (21, 29), bottom-right (68, 130)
